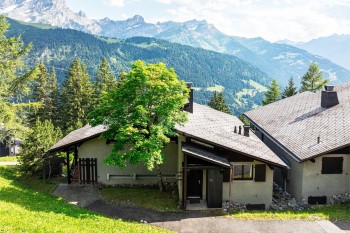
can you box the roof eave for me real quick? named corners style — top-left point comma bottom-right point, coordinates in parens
top-left (47, 133), bottom-right (103, 153)
top-left (175, 129), bottom-right (287, 168)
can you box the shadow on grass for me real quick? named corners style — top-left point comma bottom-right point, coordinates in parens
top-left (0, 166), bottom-right (102, 219)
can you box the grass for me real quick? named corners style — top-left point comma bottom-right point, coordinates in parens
top-left (101, 186), bottom-right (181, 212)
top-left (0, 156), bottom-right (18, 162)
top-left (0, 166), bottom-right (171, 233)
top-left (206, 85), bottom-right (224, 92)
top-left (228, 203), bottom-right (350, 221)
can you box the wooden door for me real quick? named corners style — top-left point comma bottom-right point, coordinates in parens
top-left (207, 169), bottom-right (223, 208)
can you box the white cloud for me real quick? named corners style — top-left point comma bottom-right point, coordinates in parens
top-left (155, 0), bottom-right (350, 42)
top-left (102, 0), bottom-right (124, 7)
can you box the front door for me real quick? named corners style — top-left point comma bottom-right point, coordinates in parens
top-left (187, 170), bottom-right (202, 198)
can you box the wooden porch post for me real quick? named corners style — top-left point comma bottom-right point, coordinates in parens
top-left (229, 164), bottom-right (233, 207)
top-left (67, 148), bottom-right (71, 184)
top-left (183, 153), bottom-right (188, 210)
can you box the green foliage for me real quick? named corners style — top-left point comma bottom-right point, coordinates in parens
top-left (0, 167), bottom-right (170, 233)
top-left (94, 57), bottom-right (118, 99)
top-left (61, 58), bottom-right (94, 133)
top-left (28, 62), bottom-right (54, 125)
top-left (300, 62), bottom-right (329, 92)
top-left (208, 91), bottom-right (231, 114)
top-left (282, 76), bottom-right (298, 99)
top-left (0, 15), bottom-right (39, 139)
top-left (89, 60), bottom-right (189, 171)
top-left (238, 115), bottom-right (250, 125)
top-left (48, 67), bottom-right (61, 127)
top-left (18, 119), bottom-right (62, 175)
top-left (262, 79), bottom-right (281, 106)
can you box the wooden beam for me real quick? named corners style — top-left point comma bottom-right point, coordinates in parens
top-left (66, 149), bottom-right (70, 184)
top-left (183, 153), bottom-right (188, 210)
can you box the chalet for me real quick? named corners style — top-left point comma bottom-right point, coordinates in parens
top-left (48, 86), bottom-right (286, 210)
top-left (244, 83), bottom-right (350, 204)
top-left (0, 138), bottom-right (21, 157)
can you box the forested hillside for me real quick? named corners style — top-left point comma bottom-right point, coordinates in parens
top-left (6, 18), bottom-right (271, 115)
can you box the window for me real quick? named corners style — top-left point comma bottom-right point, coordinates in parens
top-left (233, 164), bottom-right (253, 180)
top-left (322, 157), bottom-right (343, 174)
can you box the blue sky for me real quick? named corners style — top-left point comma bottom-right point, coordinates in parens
top-left (66, 0), bottom-right (350, 42)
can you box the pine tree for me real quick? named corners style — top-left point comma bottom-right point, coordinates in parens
top-left (300, 62), bottom-right (329, 92)
top-left (19, 118), bottom-right (62, 175)
top-left (61, 58), bottom-right (94, 133)
top-left (208, 91), bottom-right (231, 114)
top-left (48, 67), bottom-right (60, 127)
top-left (0, 15), bottom-right (39, 138)
top-left (262, 79), bottom-right (281, 106)
top-left (94, 57), bottom-right (117, 99)
top-left (28, 62), bottom-right (52, 126)
top-left (282, 77), bottom-right (298, 99)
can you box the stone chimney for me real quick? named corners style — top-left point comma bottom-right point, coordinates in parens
top-left (321, 85), bottom-right (339, 108)
top-left (243, 125), bottom-right (250, 137)
top-left (184, 82), bottom-right (194, 113)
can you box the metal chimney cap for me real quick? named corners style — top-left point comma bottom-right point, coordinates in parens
top-left (325, 85), bottom-right (335, 91)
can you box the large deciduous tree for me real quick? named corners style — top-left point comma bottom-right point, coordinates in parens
top-left (300, 62), bottom-right (329, 92)
top-left (262, 79), bottom-right (280, 105)
top-left (61, 58), bottom-right (94, 133)
top-left (0, 15), bottom-right (39, 139)
top-left (208, 91), bottom-right (232, 114)
top-left (89, 60), bottom-right (189, 191)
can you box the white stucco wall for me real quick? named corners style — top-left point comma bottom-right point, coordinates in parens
top-left (286, 157), bottom-right (304, 201)
top-left (222, 161), bottom-right (274, 208)
top-left (78, 137), bottom-right (178, 185)
top-left (301, 154), bottom-right (350, 202)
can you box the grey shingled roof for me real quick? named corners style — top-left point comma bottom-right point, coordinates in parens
top-left (48, 124), bottom-right (106, 152)
top-left (176, 103), bottom-right (286, 167)
top-left (244, 82), bottom-right (350, 162)
top-left (48, 103), bottom-right (286, 167)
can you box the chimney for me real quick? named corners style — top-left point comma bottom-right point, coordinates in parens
top-left (243, 125), bottom-right (250, 137)
top-left (238, 126), bottom-right (242, 135)
top-left (184, 82), bottom-right (193, 113)
top-left (317, 136), bottom-right (320, 144)
top-left (234, 126), bottom-right (237, 133)
top-left (321, 85), bottom-right (339, 108)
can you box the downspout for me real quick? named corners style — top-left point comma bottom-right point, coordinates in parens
top-left (229, 164), bottom-right (233, 208)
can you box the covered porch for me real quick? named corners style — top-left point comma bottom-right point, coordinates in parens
top-left (182, 142), bottom-right (231, 210)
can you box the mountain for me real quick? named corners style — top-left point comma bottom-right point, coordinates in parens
top-left (1, 0), bottom-right (350, 86)
top-left (289, 34), bottom-right (350, 71)
top-left (5, 18), bottom-right (271, 115)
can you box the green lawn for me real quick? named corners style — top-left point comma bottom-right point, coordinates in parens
top-left (229, 203), bottom-right (350, 221)
top-left (0, 166), bottom-right (171, 233)
top-left (0, 156), bottom-right (18, 162)
top-left (101, 186), bottom-right (181, 212)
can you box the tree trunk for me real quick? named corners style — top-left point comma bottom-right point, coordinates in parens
top-left (156, 164), bottom-right (165, 192)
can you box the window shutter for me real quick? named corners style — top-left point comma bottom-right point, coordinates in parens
top-left (254, 164), bottom-right (266, 182)
top-left (321, 157), bottom-right (343, 174)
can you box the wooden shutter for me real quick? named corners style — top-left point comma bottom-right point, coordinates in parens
top-left (254, 164), bottom-right (266, 182)
top-left (322, 157), bottom-right (343, 174)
